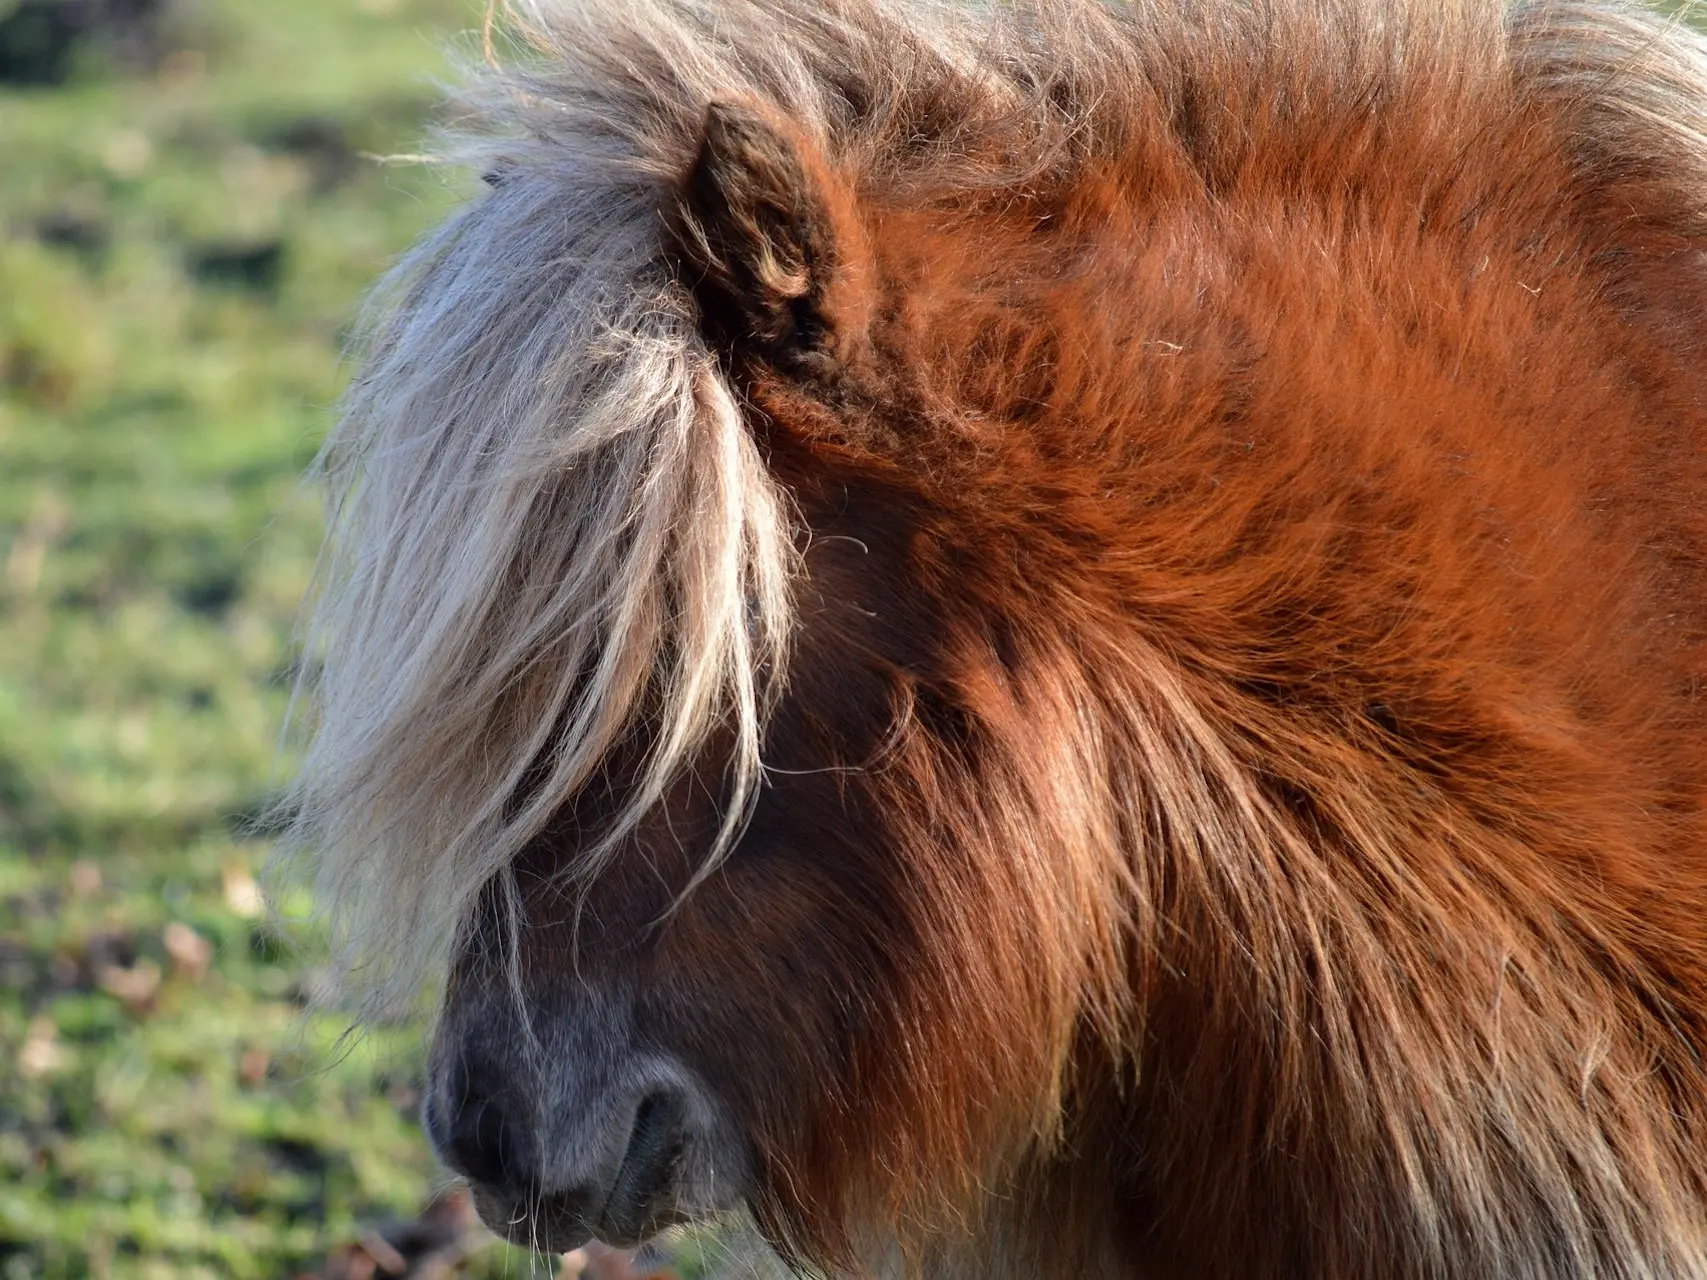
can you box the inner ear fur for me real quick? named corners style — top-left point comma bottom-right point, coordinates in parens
top-left (669, 101), bottom-right (873, 373)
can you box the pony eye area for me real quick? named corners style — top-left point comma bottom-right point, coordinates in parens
top-left (290, 0), bottom-right (1707, 1276)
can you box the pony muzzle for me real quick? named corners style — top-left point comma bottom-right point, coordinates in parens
top-left (423, 1013), bottom-right (751, 1252)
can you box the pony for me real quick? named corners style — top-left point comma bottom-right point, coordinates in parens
top-left (282, 0), bottom-right (1707, 1275)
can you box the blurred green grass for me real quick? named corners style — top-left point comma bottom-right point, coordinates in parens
top-left (0, 2), bottom-right (558, 1275)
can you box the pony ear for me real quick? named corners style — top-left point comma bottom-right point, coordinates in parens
top-left (670, 102), bottom-right (869, 370)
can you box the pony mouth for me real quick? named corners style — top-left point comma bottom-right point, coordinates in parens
top-left (470, 1183), bottom-right (588, 1254)
top-left (467, 1095), bottom-right (693, 1253)
top-left (470, 1182), bottom-right (691, 1254)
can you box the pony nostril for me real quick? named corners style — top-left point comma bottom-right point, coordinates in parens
top-left (446, 1089), bottom-right (526, 1190)
top-left (600, 1090), bottom-right (686, 1238)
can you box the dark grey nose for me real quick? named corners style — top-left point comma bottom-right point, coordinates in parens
top-left (428, 1052), bottom-right (690, 1247)
top-left (424, 975), bottom-right (753, 1253)
top-left (439, 1065), bottom-right (530, 1191)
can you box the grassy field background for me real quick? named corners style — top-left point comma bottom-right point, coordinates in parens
top-left (0, 1), bottom-right (607, 1275)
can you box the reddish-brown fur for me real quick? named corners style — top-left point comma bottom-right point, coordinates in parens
top-left (329, 1), bottom-right (1707, 1274)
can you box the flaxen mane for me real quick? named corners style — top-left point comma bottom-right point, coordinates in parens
top-left (284, 0), bottom-right (1707, 1275)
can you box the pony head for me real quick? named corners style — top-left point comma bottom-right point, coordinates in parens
top-left (283, 0), bottom-right (1707, 1273)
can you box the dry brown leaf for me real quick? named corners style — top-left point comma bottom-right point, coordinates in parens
top-left (162, 921), bottom-right (213, 982)
top-left (17, 1015), bottom-right (66, 1078)
top-left (223, 863), bottom-right (265, 918)
top-left (97, 957), bottom-right (161, 1012)
top-left (69, 860), bottom-right (102, 897)
top-left (239, 1046), bottom-right (270, 1087)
